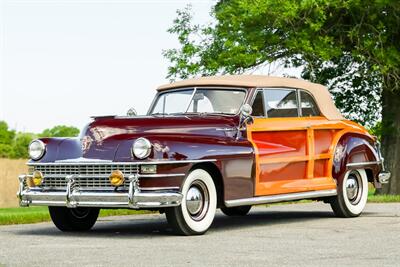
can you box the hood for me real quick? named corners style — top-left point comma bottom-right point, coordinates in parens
top-left (83, 115), bottom-right (239, 140)
top-left (32, 114), bottom-right (246, 163)
top-left (77, 114), bottom-right (239, 160)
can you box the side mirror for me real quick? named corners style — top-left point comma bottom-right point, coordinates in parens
top-left (240, 104), bottom-right (253, 118)
top-left (240, 104), bottom-right (253, 125)
top-left (236, 104), bottom-right (253, 140)
top-left (127, 108), bottom-right (137, 117)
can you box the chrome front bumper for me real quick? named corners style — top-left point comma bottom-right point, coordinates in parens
top-left (17, 174), bottom-right (182, 209)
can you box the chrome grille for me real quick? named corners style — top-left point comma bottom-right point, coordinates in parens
top-left (29, 164), bottom-right (138, 189)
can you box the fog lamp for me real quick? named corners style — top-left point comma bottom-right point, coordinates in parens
top-left (109, 170), bottom-right (125, 187)
top-left (141, 165), bottom-right (157, 174)
top-left (27, 171), bottom-right (44, 187)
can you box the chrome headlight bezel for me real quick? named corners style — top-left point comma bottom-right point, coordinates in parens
top-left (29, 139), bottom-right (46, 160)
top-left (132, 137), bottom-right (152, 159)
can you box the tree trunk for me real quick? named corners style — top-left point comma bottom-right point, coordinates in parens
top-left (377, 76), bottom-right (400, 195)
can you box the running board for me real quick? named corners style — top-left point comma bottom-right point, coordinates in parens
top-left (224, 189), bottom-right (337, 207)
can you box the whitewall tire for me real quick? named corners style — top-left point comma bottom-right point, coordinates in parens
top-left (166, 169), bottom-right (217, 235)
top-left (330, 169), bottom-right (368, 217)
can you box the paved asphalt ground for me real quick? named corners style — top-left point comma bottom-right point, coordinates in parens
top-left (0, 202), bottom-right (399, 267)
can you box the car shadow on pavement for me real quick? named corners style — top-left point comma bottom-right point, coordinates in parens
top-left (212, 209), bottom-right (334, 232)
top-left (13, 208), bottom-right (337, 238)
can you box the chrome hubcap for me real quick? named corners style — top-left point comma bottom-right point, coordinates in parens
top-left (346, 172), bottom-right (362, 204)
top-left (185, 180), bottom-right (209, 221)
top-left (186, 186), bottom-right (203, 215)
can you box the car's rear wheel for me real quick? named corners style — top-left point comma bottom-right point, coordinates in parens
top-left (221, 205), bottom-right (251, 216)
top-left (49, 207), bottom-right (99, 231)
top-left (330, 169), bottom-right (368, 217)
top-left (166, 169), bottom-right (217, 235)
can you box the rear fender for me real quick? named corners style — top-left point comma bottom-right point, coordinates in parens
top-left (333, 133), bottom-right (381, 187)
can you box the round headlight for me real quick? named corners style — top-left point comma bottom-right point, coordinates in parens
top-left (133, 138), bottom-right (152, 159)
top-left (29, 140), bottom-right (46, 160)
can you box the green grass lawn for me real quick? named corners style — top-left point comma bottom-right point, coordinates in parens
top-left (0, 207), bottom-right (151, 226)
top-left (367, 191), bottom-right (400, 203)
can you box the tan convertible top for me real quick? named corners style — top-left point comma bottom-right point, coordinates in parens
top-left (157, 75), bottom-right (343, 120)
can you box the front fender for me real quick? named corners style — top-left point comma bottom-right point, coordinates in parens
top-left (114, 135), bottom-right (255, 200)
top-left (29, 138), bottom-right (82, 163)
top-left (114, 135), bottom-right (254, 162)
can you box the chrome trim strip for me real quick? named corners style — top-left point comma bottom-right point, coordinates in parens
top-left (32, 159), bottom-right (217, 166)
top-left (296, 88), bottom-right (302, 117)
top-left (55, 157), bottom-right (112, 163)
top-left (224, 189), bottom-right (337, 207)
top-left (42, 174), bottom-right (116, 179)
top-left (139, 173), bottom-right (185, 178)
top-left (216, 127), bottom-right (236, 132)
top-left (141, 186), bottom-right (180, 191)
top-left (346, 161), bottom-right (381, 167)
top-left (41, 173), bottom-right (186, 179)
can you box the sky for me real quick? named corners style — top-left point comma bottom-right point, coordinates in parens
top-left (0, 0), bottom-right (300, 133)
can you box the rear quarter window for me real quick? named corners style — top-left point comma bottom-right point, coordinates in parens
top-left (300, 91), bottom-right (321, 117)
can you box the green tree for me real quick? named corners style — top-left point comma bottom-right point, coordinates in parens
top-left (11, 133), bottom-right (35, 159)
top-left (39, 125), bottom-right (80, 138)
top-left (165, 1), bottom-right (400, 194)
top-left (0, 121), bottom-right (16, 158)
top-left (0, 121), bottom-right (15, 145)
top-left (0, 144), bottom-right (13, 158)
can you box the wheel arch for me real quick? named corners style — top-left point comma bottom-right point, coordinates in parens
top-left (190, 162), bottom-right (224, 208)
top-left (332, 132), bottom-right (381, 184)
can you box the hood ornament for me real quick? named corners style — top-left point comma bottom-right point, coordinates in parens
top-left (81, 136), bottom-right (93, 153)
top-left (127, 107), bottom-right (137, 117)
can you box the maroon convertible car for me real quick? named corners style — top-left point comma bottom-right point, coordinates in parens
top-left (18, 75), bottom-right (389, 235)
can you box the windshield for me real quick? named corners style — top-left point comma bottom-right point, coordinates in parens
top-left (149, 88), bottom-right (246, 115)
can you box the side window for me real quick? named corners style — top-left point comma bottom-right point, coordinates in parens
top-left (251, 90), bottom-right (265, 117)
top-left (264, 89), bottom-right (299, 118)
top-left (300, 91), bottom-right (320, 117)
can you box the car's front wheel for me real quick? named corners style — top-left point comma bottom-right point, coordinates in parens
top-left (49, 207), bottom-right (99, 231)
top-left (166, 169), bottom-right (217, 235)
top-left (330, 169), bottom-right (368, 217)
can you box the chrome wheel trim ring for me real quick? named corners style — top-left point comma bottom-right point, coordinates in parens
top-left (186, 186), bottom-right (203, 215)
top-left (186, 180), bottom-right (209, 221)
top-left (345, 171), bottom-right (363, 205)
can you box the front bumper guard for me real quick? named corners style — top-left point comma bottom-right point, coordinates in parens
top-left (376, 141), bottom-right (391, 184)
top-left (17, 174), bottom-right (182, 209)
top-left (378, 171), bottom-right (391, 184)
